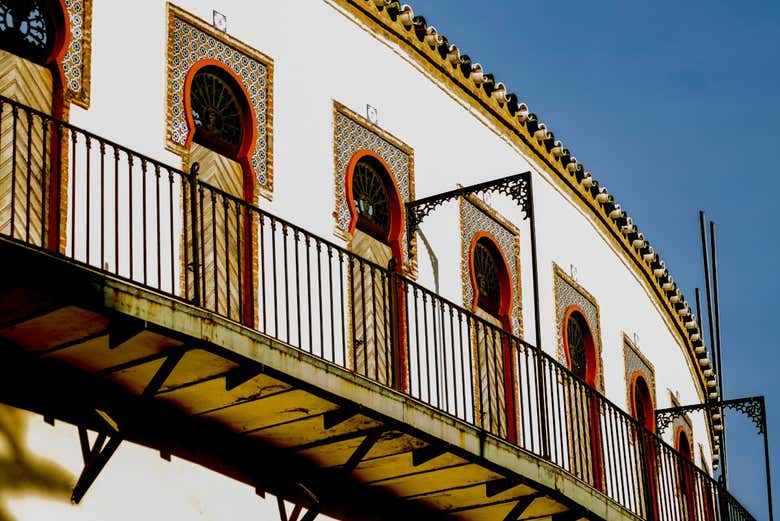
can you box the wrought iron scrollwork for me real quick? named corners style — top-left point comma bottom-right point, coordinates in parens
top-left (655, 396), bottom-right (765, 435)
top-left (405, 171), bottom-right (532, 255)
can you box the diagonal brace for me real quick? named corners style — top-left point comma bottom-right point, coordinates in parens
top-left (71, 349), bottom-right (184, 504)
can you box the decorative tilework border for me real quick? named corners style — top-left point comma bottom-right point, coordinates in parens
top-left (699, 444), bottom-right (710, 475)
top-left (165, 3), bottom-right (274, 201)
top-left (61, 0), bottom-right (92, 109)
top-left (623, 334), bottom-right (656, 411)
top-left (459, 195), bottom-right (523, 336)
top-left (332, 101), bottom-right (417, 278)
top-left (553, 263), bottom-right (604, 393)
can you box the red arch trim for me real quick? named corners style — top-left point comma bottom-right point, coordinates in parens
top-left (467, 230), bottom-right (514, 333)
top-left (182, 59), bottom-right (258, 202)
top-left (345, 149), bottom-right (405, 271)
top-left (562, 305), bottom-right (598, 387)
top-left (467, 231), bottom-right (518, 443)
top-left (40, 0), bottom-right (70, 119)
top-left (630, 371), bottom-right (655, 432)
top-left (675, 426), bottom-right (693, 460)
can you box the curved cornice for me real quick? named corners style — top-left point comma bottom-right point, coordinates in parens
top-left (329, 0), bottom-right (721, 457)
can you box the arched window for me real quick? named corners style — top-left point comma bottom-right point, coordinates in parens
top-left (0, 0), bottom-right (57, 64)
top-left (474, 238), bottom-right (503, 316)
top-left (190, 66), bottom-right (247, 158)
top-left (676, 429), bottom-right (696, 521)
top-left (632, 374), bottom-right (655, 432)
top-left (632, 373), bottom-right (659, 521)
top-left (351, 156), bottom-right (392, 242)
top-left (565, 311), bottom-right (590, 381)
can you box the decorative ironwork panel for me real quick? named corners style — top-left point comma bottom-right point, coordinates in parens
top-left (656, 396), bottom-right (766, 435)
top-left (191, 69), bottom-right (244, 149)
top-left (567, 314), bottom-right (587, 379)
top-left (352, 158), bottom-right (390, 235)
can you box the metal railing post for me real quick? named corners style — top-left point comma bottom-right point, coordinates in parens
top-left (387, 258), bottom-right (402, 391)
top-left (189, 162), bottom-right (201, 306)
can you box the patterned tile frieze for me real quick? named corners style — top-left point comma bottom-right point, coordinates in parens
top-left (553, 264), bottom-right (604, 392)
top-left (166, 4), bottom-right (274, 199)
top-left (624, 334), bottom-right (656, 410)
top-left (332, 101), bottom-right (415, 273)
top-left (459, 195), bottom-right (522, 336)
top-left (62, 0), bottom-right (92, 108)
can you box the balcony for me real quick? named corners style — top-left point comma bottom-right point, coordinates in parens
top-left (0, 95), bottom-right (757, 521)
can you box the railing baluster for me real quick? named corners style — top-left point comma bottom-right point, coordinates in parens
top-left (169, 170), bottom-right (175, 295)
top-left (99, 143), bottom-right (105, 270)
top-left (223, 197), bottom-right (231, 319)
top-left (69, 130), bottom-right (76, 258)
top-left (294, 229), bottom-right (302, 346)
top-left (327, 244), bottom-right (335, 363)
top-left (235, 201), bottom-right (243, 322)
top-left (128, 154), bottom-right (134, 279)
top-left (24, 110), bottom-right (32, 242)
top-left (40, 115), bottom-right (49, 247)
top-left (316, 239), bottom-right (324, 358)
top-left (282, 223), bottom-right (290, 341)
top-left (10, 105), bottom-right (18, 238)
top-left (155, 164), bottom-right (162, 290)
top-left (258, 212), bottom-right (267, 332)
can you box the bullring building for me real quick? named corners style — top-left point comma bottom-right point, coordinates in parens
top-left (0, 1), bottom-right (754, 520)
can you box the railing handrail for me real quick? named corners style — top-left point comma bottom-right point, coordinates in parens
top-left (0, 94), bottom-right (192, 182)
top-left (0, 94), bottom-right (757, 521)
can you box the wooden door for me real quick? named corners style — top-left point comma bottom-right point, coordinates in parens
top-left (0, 49), bottom-right (53, 247)
top-left (348, 228), bottom-right (393, 386)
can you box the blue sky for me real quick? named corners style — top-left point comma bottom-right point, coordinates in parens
top-left (408, 0), bottom-right (780, 517)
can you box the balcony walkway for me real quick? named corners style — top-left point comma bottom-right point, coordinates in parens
top-left (0, 238), bottom-right (629, 521)
top-left (0, 95), bottom-right (756, 520)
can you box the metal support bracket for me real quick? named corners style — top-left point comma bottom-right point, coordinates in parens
top-left (503, 493), bottom-right (541, 521)
top-left (70, 349), bottom-right (184, 504)
top-left (411, 444), bottom-right (447, 467)
top-left (276, 496), bottom-right (319, 521)
top-left (655, 395), bottom-right (765, 435)
top-left (405, 171), bottom-right (531, 255)
top-left (343, 430), bottom-right (382, 472)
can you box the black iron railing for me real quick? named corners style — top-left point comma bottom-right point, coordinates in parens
top-left (0, 95), bottom-right (757, 521)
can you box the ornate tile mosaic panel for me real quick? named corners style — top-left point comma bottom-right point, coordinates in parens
top-left (62, 0), bottom-right (92, 108)
top-left (166, 4), bottom-right (273, 199)
top-left (553, 264), bottom-right (604, 392)
top-left (623, 335), bottom-right (656, 409)
top-left (459, 196), bottom-right (522, 336)
top-left (333, 102), bottom-right (415, 269)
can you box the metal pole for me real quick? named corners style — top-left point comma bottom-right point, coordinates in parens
top-left (699, 211), bottom-right (716, 382)
top-left (709, 220), bottom-right (728, 487)
top-left (761, 396), bottom-right (774, 521)
top-left (527, 175), bottom-right (549, 459)
top-left (695, 288), bottom-right (703, 336)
